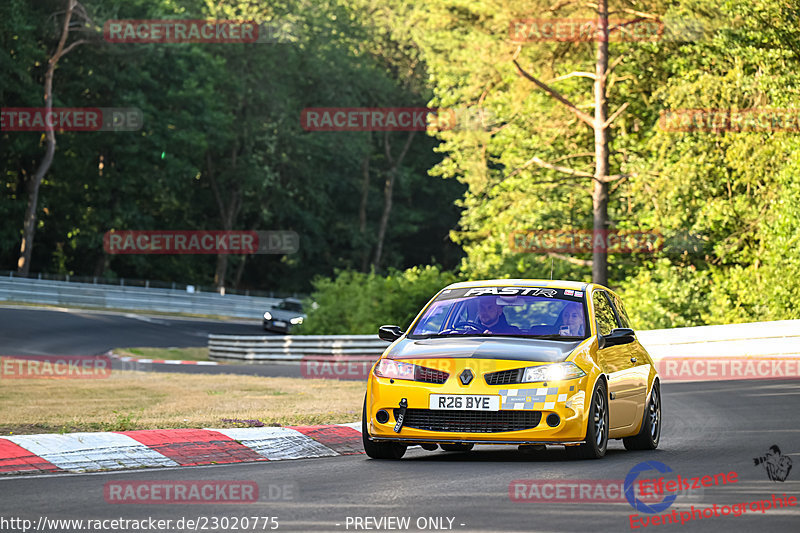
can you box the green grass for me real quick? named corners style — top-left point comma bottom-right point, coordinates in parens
top-left (0, 370), bottom-right (363, 435)
top-left (115, 347), bottom-right (210, 361)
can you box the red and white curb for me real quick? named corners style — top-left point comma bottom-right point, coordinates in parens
top-left (0, 423), bottom-right (361, 475)
top-left (109, 352), bottom-right (220, 366)
top-left (114, 356), bottom-right (220, 366)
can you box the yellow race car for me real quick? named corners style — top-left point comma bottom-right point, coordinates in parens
top-left (362, 279), bottom-right (660, 459)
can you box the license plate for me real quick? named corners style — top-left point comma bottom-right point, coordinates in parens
top-left (430, 394), bottom-right (500, 411)
top-left (273, 320), bottom-right (287, 327)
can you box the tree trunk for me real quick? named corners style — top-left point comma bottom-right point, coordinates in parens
top-left (592, 0), bottom-right (610, 286)
top-left (373, 169), bottom-right (395, 270)
top-left (18, 131), bottom-right (55, 275)
top-left (359, 145), bottom-right (371, 272)
top-left (17, 0), bottom-right (84, 275)
top-left (233, 255), bottom-right (247, 288)
top-left (372, 131), bottom-right (415, 270)
top-left (207, 150), bottom-right (241, 291)
top-left (214, 254), bottom-right (229, 292)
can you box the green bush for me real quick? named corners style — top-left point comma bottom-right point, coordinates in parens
top-left (617, 259), bottom-right (712, 330)
top-left (297, 265), bottom-right (459, 335)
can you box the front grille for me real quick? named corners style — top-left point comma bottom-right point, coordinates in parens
top-left (395, 409), bottom-right (541, 433)
top-left (415, 366), bottom-right (449, 384)
top-left (485, 368), bottom-right (523, 385)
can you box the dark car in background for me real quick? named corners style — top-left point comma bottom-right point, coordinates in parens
top-left (262, 298), bottom-right (306, 333)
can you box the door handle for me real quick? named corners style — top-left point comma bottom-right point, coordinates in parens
top-left (630, 357), bottom-right (637, 363)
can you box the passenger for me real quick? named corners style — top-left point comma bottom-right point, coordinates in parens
top-left (556, 302), bottom-right (585, 336)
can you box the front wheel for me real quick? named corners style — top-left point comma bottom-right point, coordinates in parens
top-left (566, 380), bottom-right (609, 460)
top-left (623, 381), bottom-right (661, 451)
top-left (362, 398), bottom-right (406, 459)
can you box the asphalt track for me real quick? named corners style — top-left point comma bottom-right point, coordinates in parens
top-left (1, 307), bottom-right (799, 532)
top-left (0, 380), bottom-right (798, 532)
top-left (0, 306), bottom-right (304, 378)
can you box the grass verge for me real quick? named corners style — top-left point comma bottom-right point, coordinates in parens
top-left (0, 370), bottom-right (363, 435)
top-left (114, 347), bottom-right (210, 361)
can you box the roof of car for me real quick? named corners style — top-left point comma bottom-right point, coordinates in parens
top-left (442, 279), bottom-right (591, 291)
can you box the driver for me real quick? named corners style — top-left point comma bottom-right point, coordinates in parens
top-left (476, 296), bottom-right (520, 334)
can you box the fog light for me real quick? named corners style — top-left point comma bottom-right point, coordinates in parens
top-left (376, 409), bottom-right (390, 424)
top-left (546, 413), bottom-right (560, 427)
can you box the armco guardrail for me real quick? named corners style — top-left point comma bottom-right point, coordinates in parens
top-left (636, 319), bottom-right (800, 359)
top-left (208, 320), bottom-right (800, 363)
top-left (208, 334), bottom-right (383, 361)
top-left (0, 276), bottom-right (279, 319)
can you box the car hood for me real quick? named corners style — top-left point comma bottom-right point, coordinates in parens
top-left (265, 310), bottom-right (306, 320)
top-left (386, 337), bottom-right (584, 363)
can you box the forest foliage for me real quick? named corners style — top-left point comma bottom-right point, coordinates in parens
top-left (2, 0), bottom-right (799, 331)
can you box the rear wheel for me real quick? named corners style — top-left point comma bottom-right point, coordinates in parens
top-left (623, 381), bottom-right (661, 451)
top-left (565, 380), bottom-right (609, 460)
top-left (362, 398), bottom-right (406, 459)
top-left (440, 443), bottom-right (474, 452)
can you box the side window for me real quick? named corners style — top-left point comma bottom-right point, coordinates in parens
top-left (611, 295), bottom-right (632, 329)
top-left (592, 291), bottom-right (617, 336)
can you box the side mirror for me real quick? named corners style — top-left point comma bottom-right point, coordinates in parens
top-left (600, 328), bottom-right (636, 348)
top-left (378, 325), bottom-right (403, 342)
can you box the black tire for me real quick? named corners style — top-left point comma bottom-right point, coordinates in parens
top-left (623, 381), bottom-right (661, 451)
top-left (565, 380), bottom-right (609, 460)
top-left (362, 398), bottom-right (406, 459)
top-left (440, 443), bottom-right (474, 452)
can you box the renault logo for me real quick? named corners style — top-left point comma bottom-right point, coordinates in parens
top-left (459, 369), bottom-right (474, 385)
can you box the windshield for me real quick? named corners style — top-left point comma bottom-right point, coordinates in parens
top-left (409, 287), bottom-right (588, 339)
top-left (278, 300), bottom-right (304, 313)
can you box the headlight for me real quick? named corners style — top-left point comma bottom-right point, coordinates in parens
top-left (290, 316), bottom-right (304, 325)
top-left (373, 360), bottom-right (450, 382)
top-left (374, 359), bottom-right (417, 381)
top-left (522, 362), bottom-right (585, 383)
top-left (263, 311), bottom-right (272, 320)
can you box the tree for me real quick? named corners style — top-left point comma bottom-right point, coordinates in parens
top-left (16, 0), bottom-right (93, 275)
top-left (510, 0), bottom-right (630, 285)
top-left (373, 130), bottom-right (416, 269)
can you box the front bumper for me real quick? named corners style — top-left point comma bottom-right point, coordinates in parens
top-left (366, 358), bottom-right (593, 444)
top-left (263, 320), bottom-right (291, 333)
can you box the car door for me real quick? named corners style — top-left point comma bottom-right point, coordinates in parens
top-left (609, 293), bottom-right (650, 428)
top-left (592, 290), bottom-right (641, 431)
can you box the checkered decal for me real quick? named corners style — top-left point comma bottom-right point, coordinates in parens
top-left (499, 386), bottom-right (573, 410)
